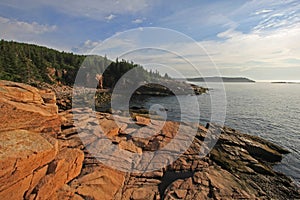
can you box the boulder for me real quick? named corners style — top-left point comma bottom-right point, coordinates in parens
top-left (0, 81), bottom-right (86, 199)
top-left (51, 185), bottom-right (85, 200)
top-left (131, 187), bottom-right (157, 200)
top-left (119, 140), bottom-right (143, 154)
top-left (70, 165), bottom-right (125, 200)
top-left (0, 80), bottom-right (61, 134)
top-left (99, 118), bottom-right (119, 137)
top-left (32, 148), bottom-right (84, 200)
top-left (135, 116), bottom-right (151, 126)
top-left (0, 130), bottom-right (57, 199)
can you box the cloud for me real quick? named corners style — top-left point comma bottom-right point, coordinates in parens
top-left (158, 0), bottom-right (299, 40)
top-left (159, 2), bottom-right (237, 31)
top-left (1, 0), bottom-right (298, 80)
top-left (216, 28), bottom-right (242, 39)
top-left (132, 18), bottom-right (143, 24)
top-left (72, 39), bottom-right (102, 53)
top-left (251, 1), bottom-right (300, 33)
top-left (87, 23), bottom-right (300, 78)
top-left (72, 36), bottom-right (138, 55)
top-left (0, 16), bottom-right (57, 40)
top-left (199, 23), bottom-right (300, 70)
top-left (255, 9), bottom-right (273, 15)
top-left (105, 14), bottom-right (116, 21)
top-left (70, 0), bottom-right (300, 78)
top-left (0, 0), bottom-right (151, 21)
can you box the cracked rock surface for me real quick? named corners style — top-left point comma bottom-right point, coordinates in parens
top-left (0, 81), bottom-right (299, 199)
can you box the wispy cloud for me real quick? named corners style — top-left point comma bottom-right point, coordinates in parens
top-left (159, 2), bottom-right (238, 37)
top-left (0, 16), bottom-right (57, 42)
top-left (132, 18), bottom-right (143, 24)
top-left (105, 14), bottom-right (116, 21)
top-left (0, 0), bottom-right (151, 21)
top-left (253, 12), bottom-right (300, 33)
top-left (72, 39), bottom-right (102, 53)
top-left (200, 24), bottom-right (300, 70)
top-left (255, 9), bottom-right (273, 15)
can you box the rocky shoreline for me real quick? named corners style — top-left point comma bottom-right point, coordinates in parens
top-left (0, 80), bottom-right (299, 199)
top-left (37, 81), bottom-right (207, 113)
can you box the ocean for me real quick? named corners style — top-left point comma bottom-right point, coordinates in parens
top-left (129, 82), bottom-right (300, 186)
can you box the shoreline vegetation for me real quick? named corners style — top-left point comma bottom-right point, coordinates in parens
top-left (0, 40), bottom-right (299, 199)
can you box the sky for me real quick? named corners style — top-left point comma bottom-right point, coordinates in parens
top-left (0, 0), bottom-right (299, 80)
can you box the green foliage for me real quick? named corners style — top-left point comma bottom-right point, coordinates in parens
top-left (0, 40), bottom-right (168, 87)
top-left (102, 58), bottom-right (165, 88)
top-left (0, 40), bottom-right (86, 85)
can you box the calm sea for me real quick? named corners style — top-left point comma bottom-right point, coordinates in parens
top-left (130, 82), bottom-right (300, 186)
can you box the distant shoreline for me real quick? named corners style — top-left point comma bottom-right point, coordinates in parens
top-left (271, 82), bottom-right (300, 84)
top-left (184, 77), bottom-right (255, 83)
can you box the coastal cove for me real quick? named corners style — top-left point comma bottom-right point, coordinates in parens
top-left (130, 82), bottom-right (300, 186)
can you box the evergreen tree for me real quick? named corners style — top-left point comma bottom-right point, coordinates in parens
top-left (0, 40), bottom-right (166, 87)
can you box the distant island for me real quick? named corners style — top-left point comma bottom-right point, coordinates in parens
top-left (271, 81), bottom-right (300, 84)
top-left (187, 77), bottom-right (255, 83)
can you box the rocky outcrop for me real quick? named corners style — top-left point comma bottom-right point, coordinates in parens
top-left (134, 82), bottom-right (208, 96)
top-left (161, 125), bottom-right (298, 199)
top-left (0, 130), bottom-right (84, 200)
top-left (37, 82), bottom-right (74, 111)
top-left (69, 165), bottom-right (125, 200)
top-left (0, 81), bottom-right (84, 199)
top-left (0, 80), bottom-right (60, 134)
top-left (57, 108), bottom-right (299, 200)
top-left (0, 130), bottom-right (57, 199)
top-left (29, 147), bottom-right (84, 200)
top-left (0, 81), bottom-right (299, 199)
top-left (40, 81), bottom-right (207, 114)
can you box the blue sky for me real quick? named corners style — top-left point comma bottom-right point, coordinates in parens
top-left (0, 0), bottom-right (299, 80)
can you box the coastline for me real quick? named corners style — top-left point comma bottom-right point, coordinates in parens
top-left (0, 80), bottom-right (299, 199)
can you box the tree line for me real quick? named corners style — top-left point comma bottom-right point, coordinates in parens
top-left (0, 40), bottom-right (168, 88)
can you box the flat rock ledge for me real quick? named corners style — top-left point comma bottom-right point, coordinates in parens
top-left (0, 80), bottom-right (299, 200)
top-left (57, 107), bottom-right (299, 200)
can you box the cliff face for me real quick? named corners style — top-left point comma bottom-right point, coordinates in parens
top-left (0, 80), bottom-right (299, 200)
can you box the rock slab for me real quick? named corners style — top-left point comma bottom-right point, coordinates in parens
top-left (0, 80), bottom-right (61, 134)
top-left (0, 130), bottom-right (57, 199)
